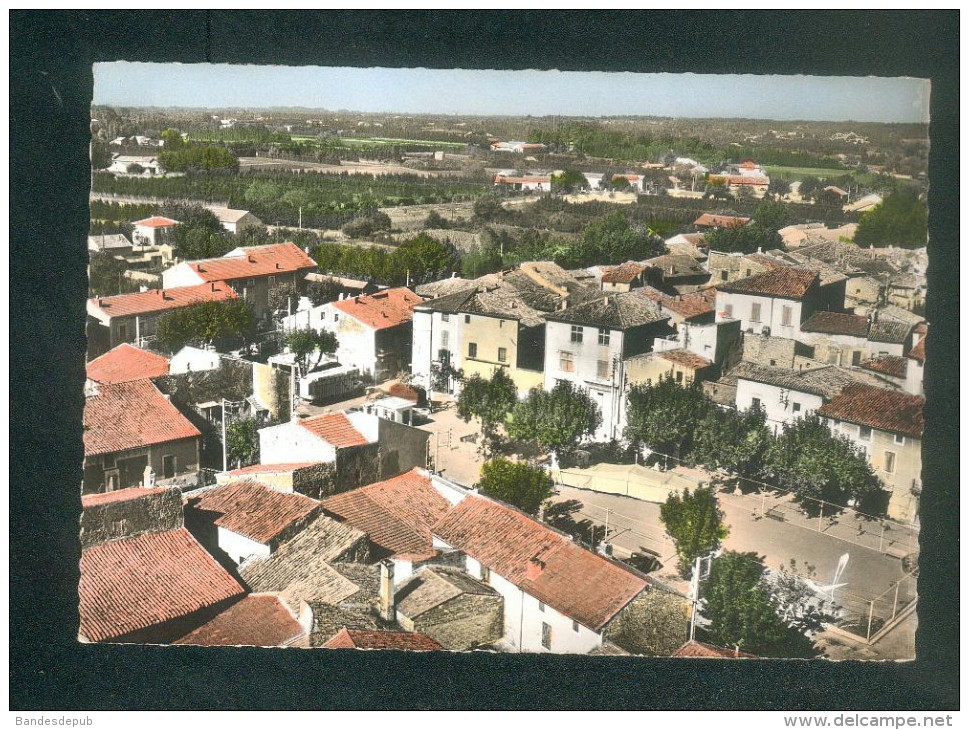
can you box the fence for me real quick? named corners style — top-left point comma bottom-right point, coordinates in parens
top-left (565, 499), bottom-right (678, 565)
top-left (827, 569), bottom-right (918, 644)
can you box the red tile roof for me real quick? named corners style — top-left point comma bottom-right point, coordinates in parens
top-left (133, 216), bottom-right (179, 229)
top-left (694, 214), bottom-right (750, 228)
top-left (385, 383), bottom-right (420, 402)
top-left (322, 627), bottom-right (442, 651)
top-left (494, 175), bottom-right (551, 184)
top-left (331, 287), bottom-right (422, 330)
top-left (673, 640), bottom-right (756, 658)
top-left (714, 175), bottom-right (770, 186)
top-left (859, 355), bottom-right (908, 379)
top-left (322, 469), bottom-right (451, 557)
top-left (227, 462), bottom-right (323, 476)
top-left (185, 481), bottom-right (320, 545)
top-left (907, 336), bottom-right (926, 363)
top-left (79, 529), bottom-right (244, 642)
top-left (86, 344), bottom-right (170, 384)
top-left (639, 286), bottom-right (716, 320)
top-left (298, 413), bottom-right (371, 448)
top-left (719, 266), bottom-right (818, 300)
top-left (182, 243), bottom-right (317, 283)
top-left (601, 261), bottom-right (647, 284)
top-left (657, 349), bottom-right (714, 370)
top-left (84, 380), bottom-right (201, 456)
top-left (800, 311), bottom-right (869, 338)
top-left (81, 487), bottom-right (167, 509)
top-left (173, 594), bottom-right (305, 647)
top-left (88, 282), bottom-right (238, 320)
top-left (818, 383), bottom-right (925, 438)
top-left (432, 497), bottom-right (647, 630)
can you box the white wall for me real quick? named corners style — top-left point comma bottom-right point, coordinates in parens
top-left (716, 291), bottom-right (802, 340)
top-left (162, 262), bottom-right (205, 289)
top-left (258, 420), bottom-right (337, 464)
top-left (170, 346), bottom-right (221, 375)
top-left (411, 309), bottom-right (466, 394)
top-left (345, 411), bottom-right (380, 442)
top-left (218, 526), bottom-right (271, 565)
top-left (904, 359), bottom-right (924, 396)
top-left (735, 378), bottom-right (824, 434)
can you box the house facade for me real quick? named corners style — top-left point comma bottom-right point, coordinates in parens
top-left (715, 267), bottom-right (822, 340)
top-left (132, 216), bottom-right (179, 246)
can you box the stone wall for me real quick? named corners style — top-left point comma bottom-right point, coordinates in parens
top-left (403, 593), bottom-right (504, 651)
top-left (741, 333), bottom-right (798, 369)
top-left (603, 587), bottom-right (690, 656)
top-left (80, 487), bottom-right (184, 549)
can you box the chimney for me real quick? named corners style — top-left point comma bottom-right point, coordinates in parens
top-left (379, 560), bottom-right (395, 621)
top-left (525, 557), bottom-right (545, 581)
top-left (211, 282), bottom-right (217, 292)
top-left (276, 262), bottom-right (281, 269)
top-left (249, 255), bottom-right (256, 263)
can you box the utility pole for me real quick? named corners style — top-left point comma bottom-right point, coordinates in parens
top-left (220, 398), bottom-right (228, 473)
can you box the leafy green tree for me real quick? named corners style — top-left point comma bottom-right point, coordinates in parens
top-left (88, 251), bottom-right (144, 297)
top-left (767, 177), bottom-right (791, 197)
top-left (765, 414), bottom-right (882, 512)
top-left (285, 328), bottom-right (338, 376)
top-left (701, 551), bottom-right (789, 655)
top-left (160, 205), bottom-right (233, 259)
top-left (477, 458), bottom-right (553, 515)
top-left (550, 169), bottom-right (588, 193)
top-left (268, 282), bottom-right (301, 319)
top-left (625, 377), bottom-right (712, 459)
top-left (306, 277), bottom-right (343, 306)
top-left (507, 381), bottom-right (601, 457)
top-left (854, 188), bottom-right (928, 248)
top-left (660, 486), bottom-right (728, 578)
top-left (704, 198), bottom-right (788, 254)
top-left (160, 128), bottom-right (185, 150)
top-left (91, 140), bottom-right (111, 170)
top-left (456, 369), bottom-right (518, 454)
top-left (608, 174), bottom-right (631, 190)
top-left (226, 417), bottom-right (259, 468)
top-left (797, 175), bottom-right (822, 200)
top-left (692, 405), bottom-right (773, 481)
top-left (156, 300), bottom-right (252, 352)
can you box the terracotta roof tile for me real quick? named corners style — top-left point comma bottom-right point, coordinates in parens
top-left (907, 336), bottom-right (926, 363)
top-left (84, 380), bottom-right (201, 456)
top-left (299, 413), bottom-right (371, 448)
top-left (657, 349), bottom-right (714, 370)
top-left (86, 344), bottom-right (170, 384)
top-left (88, 282), bottom-right (237, 319)
top-left (639, 286), bottom-right (716, 320)
top-left (322, 627), bottom-right (442, 651)
top-left (432, 497), bottom-right (647, 630)
top-left (173, 594), bottom-right (305, 647)
top-left (601, 261), bottom-right (647, 284)
top-left (331, 287), bottom-right (422, 330)
top-left (79, 529), bottom-right (244, 642)
top-left (818, 383), bottom-right (924, 438)
top-left (81, 487), bottom-right (167, 509)
top-left (800, 311), bottom-right (869, 338)
top-left (385, 383), bottom-right (420, 402)
top-left (719, 266), bottom-right (818, 299)
top-left (868, 319), bottom-right (912, 346)
top-left (673, 640), bottom-right (756, 658)
top-left (184, 243), bottom-right (317, 283)
top-left (859, 356), bottom-right (908, 379)
top-left (694, 214), bottom-right (750, 228)
top-left (322, 469), bottom-right (451, 557)
top-left (133, 216), bottom-right (179, 229)
top-left (185, 481), bottom-right (320, 545)
top-left (227, 462), bottom-right (323, 476)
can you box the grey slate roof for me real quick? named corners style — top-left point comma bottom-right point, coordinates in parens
top-left (395, 566), bottom-right (499, 620)
top-left (546, 291), bottom-right (668, 330)
top-left (868, 319), bottom-right (913, 345)
top-left (87, 234), bottom-right (133, 252)
top-left (730, 360), bottom-right (893, 399)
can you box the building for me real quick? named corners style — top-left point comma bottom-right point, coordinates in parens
top-left (673, 640), bottom-right (756, 658)
top-left (217, 462), bottom-right (330, 498)
top-left (642, 254), bottom-right (711, 293)
top-left (87, 233), bottom-right (133, 255)
top-left (625, 348), bottom-right (717, 389)
top-left (78, 489), bottom-right (244, 643)
top-left (609, 174), bottom-right (645, 192)
top-left (707, 174), bottom-right (770, 198)
top-left (169, 345), bottom-right (221, 375)
top-left (132, 216), bottom-right (179, 246)
top-left (162, 242), bottom-right (318, 321)
top-left (184, 480), bottom-right (322, 564)
top-left (205, 205), bottom-right (264, 234)
top-left (173, 593), bottom-right (310, 648)
top-left (489, 141), bottom-right (547, 154)
top-left (86, 282), bottom-right (238, 358)
top-left (393, 566), bottom-right (503, 650)
top-left (322, 627), bottom-right (442, 651)
top-left (543, 292), bottom-right (672, 440)
top-left (797, 311), bottom-right (913, 365)
top-left (83, 379), bottom-right (202, 493)
top-left (637, 286), bottom-right (717, 327)
top-left (818, 383), bottom-right (924, 523)
top-left (693, 213), bottom-right (750, 230)
top-left (904, 330), bottom-right (926, 396)
top-left (283, 287), bottom-right (422, 382)
top-left (600, 262), bottom-right (648, 293)
top-left (363, 396), bottom-right (418, 426)
top-left (107, 155), bottom-right (163, 177)
top-left (493, 174), bottom-right (551, 192)
top-left (716, 267), bottom-right (822, 340)
top-left (85, 343), bottom-right (170, 385)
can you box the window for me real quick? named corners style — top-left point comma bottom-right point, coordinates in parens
top-left (465, 314), bottom-right (471, 324)
top-left (247, 279), bottom-right (255, 287)
top-left (437, 349), bottom-right (450, 365)
top-left (597, 360), bottom-right (610, 379)
top-left (721, 270), bottom-right (729, 282)
top-left (894, 434), bottom-right (906, 446)
top-left (468, 342), bottom-right (478, 358)
top-left (750, 303), bottom-right (762, 323)
top-left (745, 269), bottom-right (752, 277)
top-left (852, 351), bottom-right (861, 366)
top-left (781, 305), bottom-right (792, 327)
top-left (751, 397), bottom-right (761, 410)
top-left (538, 601), bottom-right (545, 613)
top-left (769, 359), bottom-right (777, 366)
top-left (541, 622), bottom-right (552, 650)
top-left (442, 314), bottom-right (450, 323)
top-left (333, 313), bottom-right (340, 322)
top-left (675, 371), bottom-right (684, 384)
top-left (884, 451), bottom-right (896, 474)
top-left (598, 328), bottom-right (610, 346)
top-left (117, 323), bottom-right (128, 341)
top-left (480, 566), bottom-right (490, 582)
top-left (570, 325), bottom-right (584, 343)
top-left (572, 620), bottom-right (580, 633)
top-left (162, 455), bottom-right (176, 479)
top-left (792, 402), bottom-right (801, 413)
top-left (441, 331), bottom-right (449, 349)
top-left (498, 347), bottom-right (507, 363)
top-left (269, 275), bottom-right (276, 287)
top-left (559, 352), bottom-right (574, 373)
top-left (859, 425), bottom-right (872, 441)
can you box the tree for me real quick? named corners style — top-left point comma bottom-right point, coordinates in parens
top-left (285, 328), bottom-right (338, 376)
top-left (660, 486), bottom-right (728, 578)
top-left (692, 404), bottom-right (773, 481)
top-left (703, 198), bottom-right (788, 254)
top-left (456, 369), bottom-right (517, 454)
top-left (160, 204), bottom-right (233, 259)
top-left (507, 381), bottom-right (601, 457)
top-left (88, 250), bottom-right (143, 297)
top-left (306, 277), bottom-right (343, 306)
top-left (767, 177), bottom-right (791, 197)
top-left (550, 169), bottom-right (588, 193)
top-left (701, 551), bottom-right (789, 655)
top-left (226, 417), bottom-right (259, 468)
top-left (160, 128), bottom-right (185, 150)
top-left (854, 188), bottom-right (928, 248)
top-left (268, 282), bottom-right (301, 319)
top-left (477, 458), bottom-right (553, 515)
top-left (625, 377), bottom-right (712, 459)
top-left (156, 300), bottom-right (253, 352)
top-left (797, 175), bottom-right (822, 201)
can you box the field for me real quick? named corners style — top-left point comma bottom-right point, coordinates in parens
top-left (291, 135), bottom-right (466, 149)
top-left (764, 165), bottom-right (851, 180)
top-left (238, 157), bottom-right (471, 178)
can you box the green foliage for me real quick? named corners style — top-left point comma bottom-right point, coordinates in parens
top-left (456, 369), bottom-right (518, 453)
top-left (660, 486), bottom-right (728, 578)
top-left (312, 233), bottom-right (458, 286)
top-left (692, 403), bottom-right (773, 480)
top-left (342, 210), bottom-right (393, 238)
top-left (160, 128), bottom-right (185, 150)
top-left (88, 251), bottom-right (145, 297)
top-left (285, 328), bottom-right (339, 376)
top-left (550, 169), bottom-right (588, 193)
top-left (226, 417), bottom-right (259, 468)
top-left (306, 277), bottom-right (343, 306)
top-left (91, 140), bottom-right (111, 170)
top-left (854, 188), bottom-right (928, 248)
top-left (507, 381), bottom-right (601, 456)
top-left (158, 145), bottom-right (238, 173)
top-left (625, 377), bottom-right (712, 457)
top-left (159, 204), bottom-right (234, 259)
top-left (477, 458), bottom-right (553, 515)
top-left (703, 198), bottom-right (789, 254)
top-left (156, 299), bottom-right (253, 352)
top-left (765, 414), bottom-right (882, 511)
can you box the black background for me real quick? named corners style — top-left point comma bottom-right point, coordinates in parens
top-left (9, 10), bottom-right (959, 711)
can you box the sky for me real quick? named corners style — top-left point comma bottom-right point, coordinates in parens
top-left (94, 63), bottom-right (930, 124)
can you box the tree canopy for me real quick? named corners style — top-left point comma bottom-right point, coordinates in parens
top-left (456, 368), bottom-right (518, 454)
top-left (660, 486), bottom-right (729, 578)
top-left (285, 328), bottom-right (338, 377)
top-left (156, 300), bottom-right (252, 352)
top-left (477, 458), bottom-right (553, 516)
top-left (226, 417), bottom-right (259, 469)
top-left (854, 188), bottom-right (928, 248)
top-left (703, 198), bottom-right (789, 254)
top-left (507, 381), bottom-right (601, 456)
top-left (550, 169), bottom-right (589, 193)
